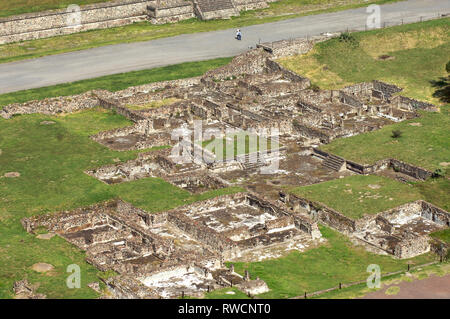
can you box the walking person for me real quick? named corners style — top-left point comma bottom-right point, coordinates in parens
top-left (235, 29), bottom-right (242, 40)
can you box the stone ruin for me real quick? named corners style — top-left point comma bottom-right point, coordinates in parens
top-left (12, 279), bottom-right (46, 299)
top-left (6, 35), bottom-right (448, 297)
top-left (22, 192), bottom-right (321, 298)
top-left (283, 193), bottom-right (449, 259)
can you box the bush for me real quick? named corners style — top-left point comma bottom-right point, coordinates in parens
top-left (432, 168), bottom-right (445, 178)
top-left (391, 130), bottom-right (402, 138)
top-left (338, 32), bottom-right (358, 46)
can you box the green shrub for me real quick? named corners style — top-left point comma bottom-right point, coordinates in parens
top-left (391, 130), bottom-right (402, 138)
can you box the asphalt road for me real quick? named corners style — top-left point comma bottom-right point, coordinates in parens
top-left (0, 0), bottom-right (448, 94)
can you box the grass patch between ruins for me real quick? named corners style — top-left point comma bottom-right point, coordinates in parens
top-left (0, 0), bottom-right (400, 64)
top-left (0, 108), bottom-right (242, 298)
top-left (279, 18), bottom-right (450, 105)
top-left (320, 106), bottom-right (450, 173)
top-left (0, 57), bottom-right (232, 108)
top-left (125, 98), bottom-right (181, 111)
top-left (279, 18), bottom-right (450, 173)
top-left (227, 225), bottom-right (436, 299)
top-left (289, 175), bottom-right (422, 219)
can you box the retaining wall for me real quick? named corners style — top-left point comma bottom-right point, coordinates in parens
top-left (0, 0), bottom-right (155, 44)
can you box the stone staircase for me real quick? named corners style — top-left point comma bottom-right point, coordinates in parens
top-left (240, 152), bottom-right (267, 170)
top-left (194, 0), bottom-right (239, 20)
top-left (322, 154), bottom-right (345, 171)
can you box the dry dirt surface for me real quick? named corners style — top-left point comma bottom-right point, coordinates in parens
top-left (362, 274), bottom-right (450, 299)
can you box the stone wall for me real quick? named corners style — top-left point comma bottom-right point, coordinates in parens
top-left (394, 234), bottom-right (430, 259)
top-left (148, 0), bottom-right (195, 24)
top-left (390, 95), bottom-right (438, 112)
top-left (265, 59), bottom-right (311, 88)
top-left (0, 0), bottom-right (155, 44)
top-left (284, 193), bottom-right (356, 233)
top-left (257, 34), bottom-right (334, 58)
top-left (312, 149), bottom-right (434, 180)
top-left (203, 48), bottom-right (271, 80)
top-left (234, 0), bottom-right (269, 11)
top-left (420, 200), bottom-right (450, 227)
top-left (0, 91), bottom-right (100, 119)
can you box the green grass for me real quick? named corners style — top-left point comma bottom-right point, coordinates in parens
top-left (311, 262), bottom-right (449, 298)
top-left (320, 106), bottom-right (450, 172)
top-left (279, 18), bottom-right (450, 172)
top-left (229, 225), bottom-right (435, 298)
top-left (204, 287), bottom-right (250, 299)
top-left (0, 109), bottom-right (242, 298)
top-left (414, 178), bottom-right (450, 211)
top-left (0, 0), bottom-right (400, 64)
top-left (200, 132), bottom-right (275, 160)
top-left (0, 57), bottom-right (232, 108)
top-left (290, 175), bottom-right (422, 219)
top-left (279, 18), bottom-right (450, 104)
top-left (430, 229), bottom-right (450, 244)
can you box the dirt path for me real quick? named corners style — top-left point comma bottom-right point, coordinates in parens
top-left (362, 274), bottom-right (450, 299)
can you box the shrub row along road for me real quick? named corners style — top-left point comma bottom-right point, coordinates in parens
top-left (0, 0), bottom-right (449, 94)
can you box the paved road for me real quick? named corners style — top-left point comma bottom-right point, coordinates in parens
top-left (0, 0), bottom-right (448, 94)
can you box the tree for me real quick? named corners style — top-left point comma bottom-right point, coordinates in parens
top-left (431, 60), bottom-right (450, 103)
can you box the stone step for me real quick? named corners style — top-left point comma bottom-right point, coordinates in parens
top-left (322, 155), bottom-right (345, 171)
top-left (194, 0), bottom-right (239, 20)
top-left (196, 0), bottom-right (235, 12)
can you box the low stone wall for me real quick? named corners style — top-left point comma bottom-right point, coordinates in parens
top-left (1, 76), bottom-right (200, 120)
top-left (372, 80), bottom-right (402, 100)
top-left (203, 48), bottom-right (271, 80)
top-left (21, 201), bottom-right (112, 233)
top-left (390, 95), bottom-right (438, 112)
top-left (0, 91), bottom-right (100, 119)
top-left (97, 96), bottom-right (147, 123)
top-left (284, 193), bottom-right (356, 234)
top-left (390, 159), bottom-right (433, 180)
top-left (293, 122), bottom-right (331, 143)
top-left (234, 0), bottom-right (269, 11)
top-left (257, 34), bottom-right (333, 58)
top-left (0, 0), bottom-right (155, 44)
top-left (394, 234), bottom-right (430, 259)
top-left (420, 200), bottom-right (450, 227)
top-left (148, 0), bottom-right (195, 24)
top-left (265, 59), bottom-right (310, 88)
top-left (312, 149), bottom-right (433, 180)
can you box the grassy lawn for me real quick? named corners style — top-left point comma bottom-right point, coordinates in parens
top-left (204, 287), bottom-right (250, 299)
top-left (311, 262), bottom-right (449, 299)
top-left (290, 175), bottom-right (422, 219)
top-left (0, 109), bottom-right (242, 298)
top-left (228, 225), bottom-right (435, 298)
top-left (321, 106), bottom-right (450, 172)
top-left (0, 57), bottom-right (232, 108)
top-left (430, 229), bottom-right (450, 244)
top-left (279, 18), bottom-right (450, 104)
top-left (125, 98), bottom-right (181, 111)
top-left (0, 0), bottom-right (399, 64)
top-left (200, 132), bottom-right (276, 160)
top-left (279, 18), bottom-right (450, 172)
